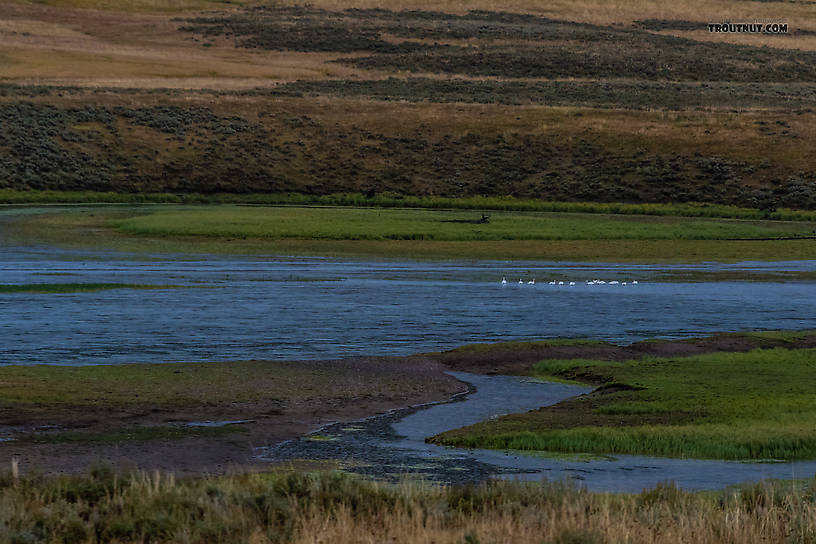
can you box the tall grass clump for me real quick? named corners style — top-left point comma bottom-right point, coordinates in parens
top-left (2, 468), bottom-right (816, 543)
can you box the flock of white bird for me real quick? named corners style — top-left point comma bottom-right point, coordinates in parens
top-left (501, 277), bottom-right (639, 286)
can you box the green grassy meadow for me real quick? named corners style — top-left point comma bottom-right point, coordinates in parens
top-left (434, 348), bottom-right (816, 460)
top-left (10, 190), bottom-right (816, 221)
top-left (115, 206), bottom-right (816, 241)
top-left (9, 205), bottom-right (816, 262)
top-left (0, 359), bottom-right (414, 406)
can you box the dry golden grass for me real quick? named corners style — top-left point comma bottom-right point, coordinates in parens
top-left (657, 29), bottom-right (816, 52)
top-left (0, 2), bottom-right (377, 87)
top-left (285, 0), bottom-right (816, 51)
top-left (284, 478), bottom-right (816, 544)
top-left (3, 86), bottom-right (810, 172)
top-left (9, 0), bottom-right (816, 33)
top-left (5, 469), bottom-right (816, 544)
top-left (5, 0), bottom-right (256, 13)
top-left (283, 0), bottom-right (814, 29)
top-left (287, 498), bottom-right (816, 544)
top-left (0, 46), bottom-right (369, 86)
top-left (3, 0), bottom-right (816, 90)
top-left (206, 96), bottom-right (813, 172)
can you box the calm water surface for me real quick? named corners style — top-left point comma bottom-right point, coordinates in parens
top-left (394, 373), bottom-right (816, 492)
top-left (5, 236), bottom-right (816, 490)
top-left (2, 245), bottom-right (816, 365)
top-left (261, 372), bottom-right (816, 491)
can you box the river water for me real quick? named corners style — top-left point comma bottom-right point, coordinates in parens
top-left (3, 244), bottom-right (816, 365)
top-left (4, 231), bottom-right (816, 490)
top-left (263, 372), bottom-right (816, 492)
top-left (397, 373), bottom-right (816, 492)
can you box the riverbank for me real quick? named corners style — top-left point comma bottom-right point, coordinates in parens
top-left (8, 205), bottom-right (816, 262)
top-left (0, 357), bottom-right (463, 476)
top-left (435, 335), bottom-right (816, 461)
top-left (4, 469), bottom-right (815, 544)
top-left (3, 331), bottom-right (816, 476)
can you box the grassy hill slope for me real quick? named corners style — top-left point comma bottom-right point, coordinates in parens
top-left (0, 1), bottom-right (814, 209)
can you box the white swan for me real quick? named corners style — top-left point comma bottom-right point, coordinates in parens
top-left (518, 279), bottom-right (524, 285)
top-left (632, 280), bottom-right (639, 285)
top-left (501, 277), bottom-right (507, 285)
top-left (528, 278), bottom-right (535, 285)
top-left (569, 281), bottom-right (576, 286)
top-left (548, 280), bottom-right (556, 285)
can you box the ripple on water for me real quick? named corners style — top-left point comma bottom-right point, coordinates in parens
top-left (4, 248), bottom-right (816, 365)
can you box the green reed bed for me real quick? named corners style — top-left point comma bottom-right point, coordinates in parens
top-left (434, 348), bottom-right (816, 460)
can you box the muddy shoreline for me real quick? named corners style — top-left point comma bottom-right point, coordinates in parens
top-left (2, 332), bottom-right (815, 476)
top-left (0, 356), bottom-right (465, 476)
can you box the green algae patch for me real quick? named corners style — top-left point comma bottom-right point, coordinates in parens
top-left (0, 283), bottom-right (179, 294)
top-left (307, 434), bottom-right (340, 442)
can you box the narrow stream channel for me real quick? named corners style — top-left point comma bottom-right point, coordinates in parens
top-left (260, 372), bottom-right (816, 492)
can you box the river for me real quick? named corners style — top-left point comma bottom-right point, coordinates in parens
top-left (3, 244), bottom-right (816, 365)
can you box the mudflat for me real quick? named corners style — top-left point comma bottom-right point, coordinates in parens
top-left (0, 356), bottom-right (464, 475)
top-left (3, 331), bottom-right (815, 474)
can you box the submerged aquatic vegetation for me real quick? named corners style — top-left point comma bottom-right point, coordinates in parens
top-left (0, 283), bottom-right (177, 294)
